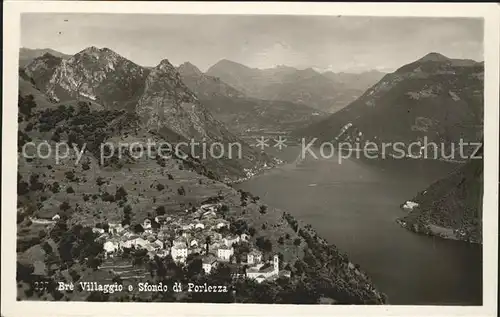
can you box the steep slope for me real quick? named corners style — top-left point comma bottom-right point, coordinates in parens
top-left (207, 60), bottom-right (384, 113)
top-left (26, 47), bottom-right (149, 111)
top-left (178, 62), bottom-right (327, 135)
top-left (18, 68), bottom-right (59, 110)
top-left (22, 47), bottom-right (274, 180)
top-left (398, 146), bottom-right (483, 243)
top-left (295, 52), bottom-right (484, 158)
top-left (19, 47), bottom-right (71, 68)
top-left (136, 58), bottom-right (274, 180)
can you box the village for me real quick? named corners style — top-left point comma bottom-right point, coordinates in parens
top-left (93, 203), bottom-right (291, 284)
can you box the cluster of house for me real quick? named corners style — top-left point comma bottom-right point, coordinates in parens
top-left (96, 203), bottom-right (290, 283)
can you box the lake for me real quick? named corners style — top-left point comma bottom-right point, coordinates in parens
top-left (235, 146), bottom-right (482, 305)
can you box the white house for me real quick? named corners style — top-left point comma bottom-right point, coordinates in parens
top-left (51, 214), bottom-right (61, 221)
top-left (195, 223), bottom-right (205, 230)
top-left (202, 254), bottom-right (218, 274)
top-left (217, 246), bottom-right (234, 262)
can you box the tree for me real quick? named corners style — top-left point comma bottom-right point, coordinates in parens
top-left (115, 186), bottom-right (128, 201)
top-left (96, 177), bottom-right (106, 186)
top-left (293, 238), bottom-right (301, 246)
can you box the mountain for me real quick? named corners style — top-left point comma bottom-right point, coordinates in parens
top-left (177, 62), bottom-right (244, 98)
top-left (206, 60), bottom-right (384, 113)
top-left (22, 47), bottom-right (274, 180)
top-left (398, 146), bottom-right (483, 243)
top-left (295, 52), bottom-right (484, 158)
top-left (23, 53), bottom-right (63, 92)
top-left (178, 62), bottom-right (327, 135)
top-left (19, 48), bottom-right (71, 68)
top-left (136, 58), bottom-right (276, 179)
top-left (16, 49), bottom-right (386, 304)
top-left (200, 96), bottom-right (326, 136)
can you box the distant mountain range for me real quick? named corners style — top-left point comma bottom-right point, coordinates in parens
top-left (177, 62), bottom-right (327, 135)
top-left (295, 52), bottom-right (484, 158)
top-left (206, 59), bottom-right (385, 113)
top-left (20, 47), bottom-right (275, 180)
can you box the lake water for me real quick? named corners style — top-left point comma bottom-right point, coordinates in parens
top-left (235, 146), bottom-right (482, 305)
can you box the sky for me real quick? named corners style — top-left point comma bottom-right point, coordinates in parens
top-left (21, 14), bottom-right (483, 73)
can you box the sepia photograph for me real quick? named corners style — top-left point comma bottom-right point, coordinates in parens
top-left (2, 1), bottom-right (499, 317)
